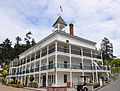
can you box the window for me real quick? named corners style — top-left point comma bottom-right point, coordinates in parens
top-left (64, 74), bottom-right (67, 83)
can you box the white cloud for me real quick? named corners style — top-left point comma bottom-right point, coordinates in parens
top-left (0, 0), bottom-right (120, 57)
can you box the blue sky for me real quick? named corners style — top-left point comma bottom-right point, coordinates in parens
top-left (0, 0), bottom-right (120, 57)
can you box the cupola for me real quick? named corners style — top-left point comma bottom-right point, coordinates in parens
top-left (52, 16), bottom-right (67, 31)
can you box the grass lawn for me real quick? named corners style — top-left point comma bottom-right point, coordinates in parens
top-left (111, 67), bottom-right (120, 74)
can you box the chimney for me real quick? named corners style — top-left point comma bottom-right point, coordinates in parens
top-left (69, 23), bottom-right (74, 35)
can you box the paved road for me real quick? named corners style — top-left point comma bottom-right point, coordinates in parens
top-left (98, 77), bottom-right (120, 91)
top-left (0, 83), bottom-right (33, 91)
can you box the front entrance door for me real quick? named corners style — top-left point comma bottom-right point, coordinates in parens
top-left (43, 75), bottom-right (46, 87)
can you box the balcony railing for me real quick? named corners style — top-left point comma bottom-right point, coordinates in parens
top-left (35, 67), bottom-right (39, 72)
top-left (16, 46), bottom-right (102, 67)
top-left (71, 49), bottom-right (81, 55)
top-left (27, 59), bottom-right (30, 63)
top-left (36, 54), bottom-right (40, 59)
top-left (31, 57), bottom-right (35, 61)
top-left (41, 51), bottom-right (47, 57)
top-left (8, 65), bottom-right (110, 76)
top-left (57, 47), bottom-right (69, 53)
top-left (93, 54), bottom-right (101, 59)
top-left (41, 65), bottom-right (47, 71)
top-left (57, 63), bottom-right (70, 69)
top-left (83, 52), bottom-right (91, 57)
top-left (23, 61), bottom-right (26, 64)
top-left (22, 71), bottom-right (25, 74)
top-left (26, 70), bottom-right (29, 73)
top-left (71, 64), bottom-right (82, 69)
top-left (48, 63), bottom-right (55, 69)
top-left (48, 47), bottom-right (55, 54)
top-left (84, 65), bottom-right (92, 70)
top-left (30, 68), bottom-right (34, 73)
top-left (12, 65), bottom-right (18, 67)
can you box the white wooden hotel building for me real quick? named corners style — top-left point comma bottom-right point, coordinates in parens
top-left (6, 16), bottom-right (110, 87)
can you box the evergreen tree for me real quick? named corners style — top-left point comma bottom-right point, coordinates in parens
top-left (100, 37), bottom-right (113, 64)
top-left (24, 31), bottom-right (36, 49)
top-left (0, 38), bottom-right (13, 64)
top-left (24, 31), bottom-right (32, 50)
top-left (13, 36), bottom-right (23, 58)
top-left (31, 38), bottom-right (36, 46)
top-left (0, 32), bottom-right (36, 65)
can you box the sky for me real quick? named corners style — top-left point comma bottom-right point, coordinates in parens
top-left (0, 0), bottom-right (120, 57)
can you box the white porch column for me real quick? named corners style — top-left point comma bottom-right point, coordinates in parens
top-left (69, 45), bottom-right (72, 87)
top-left (22, 60), bottom-right (24, 84)
top-left (46, 46), bottom-right (49, 87)
top-left (39, 50), bottom-right (42, 87)
top-left (81, 48), bottom-right (84, 82)
top-left (29, 55), bottom-right (31, 73)
top-left (95, 66), bottom-right (98, 83)
top-left (25, 57), bottom-right (27, 85)
top-left (91, 50), bottom-right (95, 83)
top-left (55, 42), bottom-right (58, 86)
top-left (34, 53), bottom-right (36, 80)
top-left (21, 76), bottom-right (23, 84)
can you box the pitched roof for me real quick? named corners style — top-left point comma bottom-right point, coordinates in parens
top-left (52, 16), bottom-right (67, 27)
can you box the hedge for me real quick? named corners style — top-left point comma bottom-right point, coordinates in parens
top-left (11, 84), bottom-right (19, 88)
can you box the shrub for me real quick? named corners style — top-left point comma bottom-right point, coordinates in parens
top-left (30, 75), bottom-right (34, 82)
top-left (28, 81), bottom-right (38, 88)
top-left (10, 80), bottom-right (15, 84)
top-left (93, 83), bottom-right (100, 88)
top-left (89, 78), bottom-right (93, 83)
top-left (28, 82), bottom-right (32, 87)
top-left (1, 79), bottom-right (6, 84)
top-left (33, 83), bottom-right (38, 88)
top-left (11, 84), bottom-right (19, 88)
top-left (101, 75), bottom-right (105, 81)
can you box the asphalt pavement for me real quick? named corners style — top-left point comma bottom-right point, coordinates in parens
top-left (98, 77), bottom-right (120, 91)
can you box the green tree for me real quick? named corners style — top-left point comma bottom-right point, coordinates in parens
top-left (24, 31), bottom-right (36, 50)
top-left (31, 38), bottom-right (36, 46)
top-left (24, 31), bottom-right (32, 50)
top-left (29, 75), bottom-right (34, 82)
top-left (111, 59), bottom-right (120, 73)
top-left (13, 36), bottom-right (26, 58)
top-left (16, 36), bottom-right (22, 45)
top-left (0, 38), bottom-right (13, 64)
top-left (100, 37), bottom-right (113, 64)
top-left (111, 59), bottom-right (120, 67)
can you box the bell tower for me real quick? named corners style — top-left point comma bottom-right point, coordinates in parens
top-left (52, 16), bottom-right (67, 31)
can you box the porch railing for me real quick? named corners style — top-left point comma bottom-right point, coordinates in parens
top-left (57, 46), bottom-right (69, 53)
top-left (9, 65), bottom-right (110, 76)
top-left (57, 63), bottom-right (70, 69)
